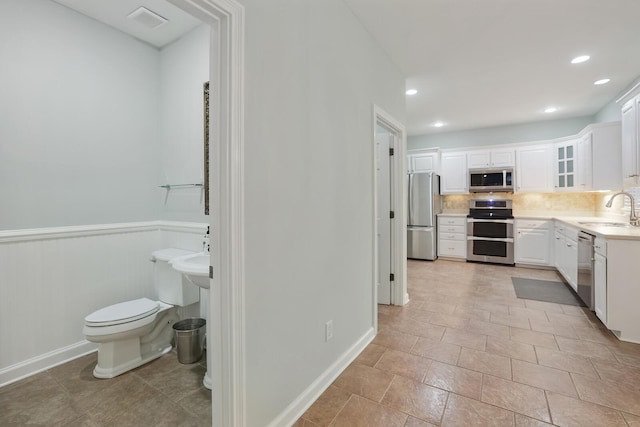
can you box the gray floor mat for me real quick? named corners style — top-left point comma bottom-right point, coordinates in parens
top-left (511, 277), bottom-right (585, 307)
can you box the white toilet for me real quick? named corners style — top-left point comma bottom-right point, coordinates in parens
top-left (83, 248), bottom-right (199, 379)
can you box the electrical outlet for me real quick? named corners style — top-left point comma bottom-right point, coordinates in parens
top-left (325, 320), bottom-right (333, 342)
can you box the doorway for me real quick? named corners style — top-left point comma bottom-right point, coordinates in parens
top-left (374, 106), bottom-right (408, 312)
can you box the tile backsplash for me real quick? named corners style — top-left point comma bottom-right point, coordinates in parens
top-left (442, 192), bottom-right (620, 217)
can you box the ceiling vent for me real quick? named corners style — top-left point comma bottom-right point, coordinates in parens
top-left (127, 6), bottom-right (168, 29)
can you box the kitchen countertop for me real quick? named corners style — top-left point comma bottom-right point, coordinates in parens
top-left (553, 217), bottom-right (640, 240)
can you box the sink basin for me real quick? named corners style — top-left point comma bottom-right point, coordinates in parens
top-left (577, 221), bottom-right (629, 227)
top-left (170, 252), bottom-right (210, 289)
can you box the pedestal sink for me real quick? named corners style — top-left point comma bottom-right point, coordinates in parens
top-left (170, 252), bottom-right (210, 289)
top-left (170, 252), bottom-right (212, 389)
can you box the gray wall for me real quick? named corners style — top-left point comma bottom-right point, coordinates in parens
top-left (0, 0), bottom-right (162, 230)
top-left (594, 99), bottom-right (622, 123)
top-left (238, 0), bottom-right (405, 424)
top-left (408, 116), bottom-right (594, 150)
top-left (594, 74), bottom-right (640, 123)
top-left (158, 25), bottom-right (210, 223)
top-left (0, 1), bottom-right (210, 231)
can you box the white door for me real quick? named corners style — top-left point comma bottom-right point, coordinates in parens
top-left (376, 124), bottom-right (393, 305)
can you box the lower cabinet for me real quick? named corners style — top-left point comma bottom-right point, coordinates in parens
top-left (554, 221), bottom-right (578, 291)
top-left (594, 251), bottom-right (607, 325)
top-left (515, 219), bottom-right (552, 266)
top-left (438, 216), bottom-right (467, 259)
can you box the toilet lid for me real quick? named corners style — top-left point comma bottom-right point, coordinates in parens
top-left (85, 298), bottom-right (159, 327)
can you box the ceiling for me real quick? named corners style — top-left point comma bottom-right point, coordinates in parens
top-left (51, 0), bottom-right (640, 136)
top-left (344, 0), bottom-right (640, 135)
top-left (52, 0), bottom-right (200, 48)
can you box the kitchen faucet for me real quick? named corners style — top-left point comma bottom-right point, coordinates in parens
top-left (605, 191), bottom-right (640, 226)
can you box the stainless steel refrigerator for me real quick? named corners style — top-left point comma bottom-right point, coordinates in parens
top-left (407, 172), bottom-right (441, 260)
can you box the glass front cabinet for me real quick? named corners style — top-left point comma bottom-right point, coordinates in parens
top-left (555, 139), bottom-right (577, 190)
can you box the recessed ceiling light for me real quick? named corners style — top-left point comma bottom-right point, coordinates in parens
top-left (433, 121), bottom-right (445, 128)
top-left (571, 55), bottom-right (590, 64)
top-left (406, 89), bottom-right (418, 95)
top-left (594, 78), bottom-right (611, 85)
top-left (544, 107), bottom-right (557, 113)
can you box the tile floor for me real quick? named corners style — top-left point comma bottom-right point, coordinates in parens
top-left (295, 259), bottom-right (640, 427)
top-left (4, 260), bottom-right (640, 426)
top-left (0, 349), bottom-right (211, 426)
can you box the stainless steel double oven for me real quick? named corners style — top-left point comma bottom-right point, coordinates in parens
top-left (467, 199), bottom-right (515, 265)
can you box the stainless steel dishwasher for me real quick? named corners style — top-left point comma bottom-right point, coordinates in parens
top-left (577, 231), bottom-right (595, 310)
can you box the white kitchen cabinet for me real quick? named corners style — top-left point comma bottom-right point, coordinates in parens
top-left (516, 143), bottom-right (554, 193)
top-left (467, 150), bottom-right (490, 169)
top-left (554, 139), bottom-right (577, 191)
top-left (554, 230), bottom-right (564, 273)
top-left (621, 97), bottom-right (640, 187)
top-left (491, 148), bottom-right (515, 167)
top-left (575, 122), bottom-right (621, 191)
top-left (440, 152), bottom-right (468, 194)
top-left (515, 219), bottom-right (552, 266)
top-left (553, 124), bottom-right (619, 192)
top-left (600, 238), bottom-right (640, 342)
top-left (408, 150), bottom-right (439, 173)
top-left (576, 133), bottom-right (593, 190)
top-left (554, 221), bottom-right (578, 291)
top-left (438, 215), bottom-right (466, 259)
top-left (594, 237), bottom-right (607, 325)
top-left (467, 148), bottom-right (514, 169)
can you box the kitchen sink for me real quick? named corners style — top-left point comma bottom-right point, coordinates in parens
top-left (577, 221), bottom-right (630, 227)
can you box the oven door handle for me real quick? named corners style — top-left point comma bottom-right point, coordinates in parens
top-left (467, 236), bottom-right (514, 243)
top-left (467, 218), bottom-right (514, 224)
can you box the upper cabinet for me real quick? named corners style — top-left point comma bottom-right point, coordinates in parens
top-left (576, 133), bottom-right (593, 190)
top-left (553, 122), bottom-right (621, 192)
top-left (407, 149), bottom-right (439, 174)
top-left (588, 122), bottom-right (621, 191)
top-left (554, 139), bottom-right (577, 191)
top-left (621, 96), bottom-right (640, 187)
top-left (440, 152), bottom-right (468, 194)
top-left (406, 120), bottom-right (621, 195)
top-left (515, 143), bottom-right (554, 193)
top-left (467, 148), bottom-right (514, 169)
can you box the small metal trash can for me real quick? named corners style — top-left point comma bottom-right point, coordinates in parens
top-left (172, 318), bottom-right (206, 364)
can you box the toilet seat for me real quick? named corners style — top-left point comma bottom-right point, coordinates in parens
top-left (85, 298), bottom-right (159, 327)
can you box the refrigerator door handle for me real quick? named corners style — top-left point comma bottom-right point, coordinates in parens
top-left (408, 173), bottom-right (413, 225)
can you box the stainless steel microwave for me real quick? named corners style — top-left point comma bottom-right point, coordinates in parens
top-left (469, 168), bottom-right (514, 192)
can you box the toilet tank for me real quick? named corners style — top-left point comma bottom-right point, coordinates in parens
top-left (151, 248), bottom-right (200, 306)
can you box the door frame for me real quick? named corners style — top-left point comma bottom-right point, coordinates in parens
top-left (373, 106), bottom-right (408, 321)
top-left (168, 0), bottom-right (246, 425)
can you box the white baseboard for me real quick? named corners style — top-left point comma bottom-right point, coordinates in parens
top-left (0, 340), bottom-right (97, 388)
top-left (266, 327), bottom-right (376, 427)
